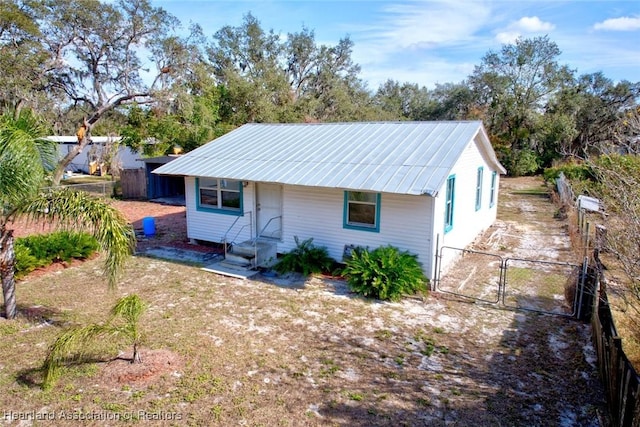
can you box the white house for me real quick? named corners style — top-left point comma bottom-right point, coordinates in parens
top-left (48, 136), bottom-right (143, 173)
top-left (153, 121), bottom-right (507, 279)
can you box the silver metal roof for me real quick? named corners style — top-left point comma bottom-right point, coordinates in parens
top-left (153, 121), bottom-right (506, 196)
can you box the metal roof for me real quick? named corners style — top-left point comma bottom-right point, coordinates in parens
top-left (153, 121), bottom-right (506, 196)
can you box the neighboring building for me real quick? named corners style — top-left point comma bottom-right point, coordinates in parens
top-left (153, 121), bottom-right (506, 279)
top-left (49, 136), bottom-right (142, 173)
top-left (141, 156), bottom-right (185, 201)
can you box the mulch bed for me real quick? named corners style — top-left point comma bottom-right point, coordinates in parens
top-left (10, 199), bottom-right (221, 280)
top-left (11, 199), bottom-right (218, 254)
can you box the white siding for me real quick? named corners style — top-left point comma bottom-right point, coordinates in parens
top-left (434, 135), bottom-right (501, 274)
top-left (182, 132), bottom-right (503, 282)
top-left (280, 185), bottom-right (434, 275)
top-left (58, 144), bottom-right (143, 173)
top-left (185, 178), bottom-right (436, 275)
top-left (184, 177), bottom-right (256, 244)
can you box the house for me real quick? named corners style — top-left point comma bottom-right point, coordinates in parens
top-left (153, 121), bottom-right (507, 279)
top-left (48, 135), bottom-right (142, 173)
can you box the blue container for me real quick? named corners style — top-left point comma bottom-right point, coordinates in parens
top-left (142, 216), bottom-right (156, 237)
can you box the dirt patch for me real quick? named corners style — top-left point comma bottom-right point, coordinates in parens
top-left (98, 349), bottom-right (184, 388)
top-left (1, 177), bottom-right (607, 426)
top-left (11, 199), bottom-right (220, 265)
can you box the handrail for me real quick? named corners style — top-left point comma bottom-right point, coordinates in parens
top-left (222, 211), bottom-right (252, 259)
top-left (256, 215), bottom-right (282, 240)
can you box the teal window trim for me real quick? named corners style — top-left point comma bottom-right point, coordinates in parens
top-left (444, 175), bottom-right (455, 233)
top-left (489, 171), bottom-right (497, 207)
top-left (475, 167), bottom-right (484, 211)
top-left (196, 177), bottom-right (244, 216)
top-left (343, 191), bottom-right (381, 233)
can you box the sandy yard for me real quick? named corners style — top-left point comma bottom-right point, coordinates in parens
top-left (1, 176), bottom-right (607, 426)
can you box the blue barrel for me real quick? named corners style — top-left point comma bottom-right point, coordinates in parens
top-left (142, 217), bottom-right (156, 236)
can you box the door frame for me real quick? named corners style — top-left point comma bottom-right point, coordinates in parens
top-left (255, 182), bottom-right (283, 240)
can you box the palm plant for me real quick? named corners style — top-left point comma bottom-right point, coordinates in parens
top-left (42, 294), bottom-right (147, 390)
top-left (0, 109), bottom-right (135, 319)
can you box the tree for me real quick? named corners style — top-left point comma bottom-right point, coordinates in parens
top-left (208, 13), bottom-right (376, 123)
top-left (0, 0), bottom-right (51, 115)
top-left (120, 82), bottom-right (228, 155)
top-left (548, 73), bottom-right (640, 158)
top-left (587, 154), bottom-right (640, 344)
top-left (43, 294), bottom-right (147, 390)
top-left (0, 110), bottom-right (135, 319)
top-left (469, 36), bottom-right (574, 174)
top-left (373, 79), bottom-right (432, 120)
top-left (425, 82), bottom-right (478, 121)
top-left (208, 13), bottom-right (292, 124)
top-left (29, 0), bottom-right (184, 184)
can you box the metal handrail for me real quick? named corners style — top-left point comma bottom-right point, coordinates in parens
top-left (256, 215), bottom-right (282, 240)
top-left (222, 211), bottom-right (252, 259)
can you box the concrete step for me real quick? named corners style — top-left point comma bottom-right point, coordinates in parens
top-left (201, 261), bottom-right (259, 280)
top-left (230, 244), bottom-right (257, 258)
top-left (224, 253), bottom-right (253, 267)
top-left (227, 239), bottom-right (278, 268)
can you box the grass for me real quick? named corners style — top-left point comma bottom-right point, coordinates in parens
top-left (0, 176), bottom-right (605, 426)
top-left (0, 254), bottom-right (603, 425)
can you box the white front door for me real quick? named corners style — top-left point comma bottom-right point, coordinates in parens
top-left (256, 183), bottom-right (282, 239)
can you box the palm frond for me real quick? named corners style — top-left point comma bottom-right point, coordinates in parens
top-left (42, 324), bottom-right (109, 390)
top-left (42, 294), bottom-right (147, 389)
top-left (16, 188), bottom-right (136, 288)
top-left (0, 112), bottom-right (48, 208)
top-left (110, 294), bottom-right (146, 325)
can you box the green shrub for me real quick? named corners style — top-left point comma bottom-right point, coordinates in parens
top-left (15, 231), bottom-right (99, 278)
top-left (274, 236), bottom-right (334, 276)
top-left (543, 163), bottom-right (595, 183)
top-left (510, 149), bottom-right (540, 177)
top-left (14, 245), bottom-right (48, 279)
top-left (342, 245), bottom-right (428, 301)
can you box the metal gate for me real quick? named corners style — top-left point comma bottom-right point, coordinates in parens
top-left (436, 246), bottom-right (587, 318)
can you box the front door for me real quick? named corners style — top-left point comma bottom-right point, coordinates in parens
top-left (256, 183), bottom-right (282, 239)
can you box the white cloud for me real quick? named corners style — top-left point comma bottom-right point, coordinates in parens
top-left (594, 16), bottom-right (640, 31)
top-left (517, 16), bottom-right (555, 32)
top-left (495, 16), bottom-right (555, 44)
top-left (364, 1), bottom-right (492, 52)
top-left (495, 31), bottom-right (521, 45)
top-left (361, 57), bottom-right (476, 90)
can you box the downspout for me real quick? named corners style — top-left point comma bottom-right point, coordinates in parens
top-left (428, 189), bottom-right (439, 288)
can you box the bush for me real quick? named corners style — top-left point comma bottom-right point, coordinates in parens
top-left (543, 162), bottom-right (595, 183)
top-left (14, 245), bottom-right (48, 278)
top-left (510, 149), bottom-right (541, 177)
top-left (15, 231), bottom-right (99, 278)
top-left (342, 245), bottom-right (428, 301)
top-left (274, 236), bottom-right (334, 276)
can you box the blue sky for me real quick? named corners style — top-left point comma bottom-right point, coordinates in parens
top-left (153, 0), bottom-right (640, 90)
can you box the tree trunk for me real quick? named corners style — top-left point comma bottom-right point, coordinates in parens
top-left (132, 342), bottom-right (142, 364)
top-left (51, 136), bottom-right (91, 185)
top-left (52, 118), bottom-right (92, 186)
top-left (0, 226), bottom-right (17, 319)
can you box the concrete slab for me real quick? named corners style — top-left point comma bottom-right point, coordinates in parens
top-left (201, 261), bottom-right (260, 279)
top-left (139, 246), bottom-right (221, 265)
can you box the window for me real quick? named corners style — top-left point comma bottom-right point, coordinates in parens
top-left (196, 178), bottom-right (243, 215)
top-left (490, 171), bottom-right (497, 207)
top-left (475, 167), bottom-right (484, 211)
top-left (444, 175), bottom-right (455, 233)
top-left (344, 191), bottom-right (381, 232)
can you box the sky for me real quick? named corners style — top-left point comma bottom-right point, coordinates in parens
top-left (153, 0), bottom-right (640, 90)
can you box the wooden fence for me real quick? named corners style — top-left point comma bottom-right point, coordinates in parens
top-left (591, 269), bottom-right (640, 426)
top-left (556, 173), bottom-right (640, 425)
top-left (120, 168), bottom-right (147, 199)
